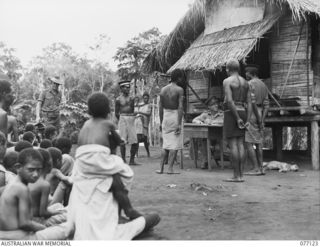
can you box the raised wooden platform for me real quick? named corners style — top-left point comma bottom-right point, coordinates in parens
top-left (265, 114), bottom-right (320, 170)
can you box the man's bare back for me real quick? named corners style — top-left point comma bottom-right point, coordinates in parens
top-left (0, 178), bottom-right (31, 230)
top-left (78, 118), bottom-right (115, 147)
top-left (160, 84), bottom-right (184, 110)
top-left (223, 75), bottom-right (249, 104)
top-left (29, 178), bottom-right (51, 217)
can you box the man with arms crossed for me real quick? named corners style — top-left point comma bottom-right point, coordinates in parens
top-left (157, 69), bottom-right (184, 175)
top-left (223, 59), bottom-right (252, 182)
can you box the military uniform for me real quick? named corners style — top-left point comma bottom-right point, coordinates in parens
top-left (38, 89), bottom-right (61, 129)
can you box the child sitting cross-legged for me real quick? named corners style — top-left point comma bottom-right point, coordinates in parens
top-left (67, 92), bottom-right (160, 240)
top-left (46, 147), bottom-right (72, 196)
top-left (0, 148), bottom-right (71, 240)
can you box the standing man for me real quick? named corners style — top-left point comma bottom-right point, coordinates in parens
top-left (244, 65), bottom-right (269, 176)
top-left (115, 80), bottom-right (140, 165)
top-left (36, 76), bottom-right (62, 131)
top-left (223, 59), bottom-right (251, 182)
top-left (0, 78), bottom-right (13, 138)
top-left (135, 92), bottom-right (152, 157)
top-left (156, 69), bottom-right (184, 175)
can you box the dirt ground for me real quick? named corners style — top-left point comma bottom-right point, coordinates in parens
top-left (124, 146), bottom-right (320, 240)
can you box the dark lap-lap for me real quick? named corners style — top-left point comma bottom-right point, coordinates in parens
top-left (223, 110), bottom-right (246, 139)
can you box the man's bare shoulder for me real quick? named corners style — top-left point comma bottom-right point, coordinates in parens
top-left (4, 181), bottom-right (28, 198)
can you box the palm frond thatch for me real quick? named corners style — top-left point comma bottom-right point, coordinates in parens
top-left (168, 14), bottom-right (281, 72)
top-left (142, 0), bottom-right (320, 74)
top-left (142, 0), bottom-right (206, 73)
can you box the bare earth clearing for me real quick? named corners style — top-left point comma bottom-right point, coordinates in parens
top-left (123, 146), bottom-right (320, 240)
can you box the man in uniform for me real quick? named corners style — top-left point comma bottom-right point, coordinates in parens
top-left (157, 69), bottom-right (184, 175)
top-left (36, 76), bottom-right (62, 131)
top-left (244, 65), bottom-right (269, 176)
top-left (115, 80), bottom-right (140, 166)
top-left (223, 59), bottom-right (252, 182)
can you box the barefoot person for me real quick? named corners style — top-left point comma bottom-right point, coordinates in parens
top-left (115, 81), bottom-right (140, 165)
top-left (157, 69), bottom-right (184, 175)
top-left (0, 148), bottom-right (70, 240)
top-left (67, 92), bottom-right (160, 240)
top-left (244, 65), bottom-right (269, 176)
top-left (223, 59), bottom-right (251, 182)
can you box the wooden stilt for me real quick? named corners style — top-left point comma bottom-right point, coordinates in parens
top-left (311, 121), bottom-right (319, 170)
top-left (275, 126), bottom-right (283, 160)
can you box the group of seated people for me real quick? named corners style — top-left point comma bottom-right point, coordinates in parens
top-left (0, 92), bottom-right (160, 240)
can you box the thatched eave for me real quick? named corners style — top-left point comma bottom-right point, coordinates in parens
top-left (168, 13), bottom-right (281, 72)
top-left (142, 0), bottom-right (206, 74)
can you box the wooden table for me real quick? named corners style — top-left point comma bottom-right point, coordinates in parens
top-left (265, 114), bottom-right (320, 170)
top-left (183, 123), bottom-right (224, 170)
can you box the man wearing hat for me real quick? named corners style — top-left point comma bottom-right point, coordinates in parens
top-left (115, 80), bottom-right (140, 165)
top-left (244, 64), bottom-right (269, 176)
top-left (36, 76), bottom-right (62, 131)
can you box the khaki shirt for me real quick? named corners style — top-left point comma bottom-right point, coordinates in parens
top-left (38, 89), bottom-right (61, 112)
top-left (248, 78), bottom-right (269, 108)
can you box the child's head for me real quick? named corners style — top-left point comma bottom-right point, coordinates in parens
top-left (3, 151), bottom-right (18, 174)
top-left (40, 139), bottom-right (53, 149)
top-left (22, 131), bottom-right (36, 144)
top-left (55, 137), bottom-right (72, 154)
top-left (87, 92), bottom-right (110, 119)
top-left (0, 131), bottom-right (7, 162)
top-left (47, 147), bottom-right (62, 169)
top-left (15, 141), bottom-right (33, 152)
top-left (44, 125), bottom-right (57, 140)
top-left (17, 148), bottom-right (43, 184)
top-left (38, 148), bottom-right (53, 175)
top-left (25, 123), bottom-right (35, 133)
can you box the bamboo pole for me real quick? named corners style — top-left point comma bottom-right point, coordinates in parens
top-left (280, 22), bottom-right (304, 98)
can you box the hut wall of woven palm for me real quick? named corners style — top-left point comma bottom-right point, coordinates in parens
top-left (142, 0), bottom-right (320, 74)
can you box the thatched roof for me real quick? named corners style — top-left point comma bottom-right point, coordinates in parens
top-left (142, 0), bottom-right (320, 74)
top-left (168, 14), bottom-right (280, 72)
top-left (142, 0), bottom-right (206, 73)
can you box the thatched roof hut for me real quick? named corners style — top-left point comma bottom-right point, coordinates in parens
top-left (142, 0), bottom-right (320, 74)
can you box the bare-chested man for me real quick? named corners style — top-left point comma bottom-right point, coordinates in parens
top-left (0, 79), bottom-right (13, 138)
top-left (223, 59), bottom-right (252, 182)
top-left (7, 115), bottom-right (19, 142)
top-left (115, 81), bottom-right (140, 166)
top-left (157, 69), bottom-right (184, 175)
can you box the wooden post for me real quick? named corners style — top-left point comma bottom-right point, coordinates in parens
top-left (273, 126), bottom-right (283, 160)
top-left (306, 16), bottom-right (310, 106)
top-left (307, 124), bottom-right (311, 156)
top-left (311, 121), bottom-right (319, 170)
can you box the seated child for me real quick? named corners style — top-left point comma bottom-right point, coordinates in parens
top-left (40, 139), bottom-right (53, 149)
top-left (2, 151), bottom-right (19, 184)
top-left (22, 131), bottom-right (36, 145)
top-left (55, 137), bottom-right (74, 176)
top-left (46, 147), bottom-right (71, 196)
top-left (44, 125), bottom-right (57, 141)
top-left (29, 149), bottom-right (66, 227)
top-left (14, 141), bottom-right (33, 152)
top-left (0, 148), bottom-right (70, 240)
top-left (68, 92), bottom-right (160, 240)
